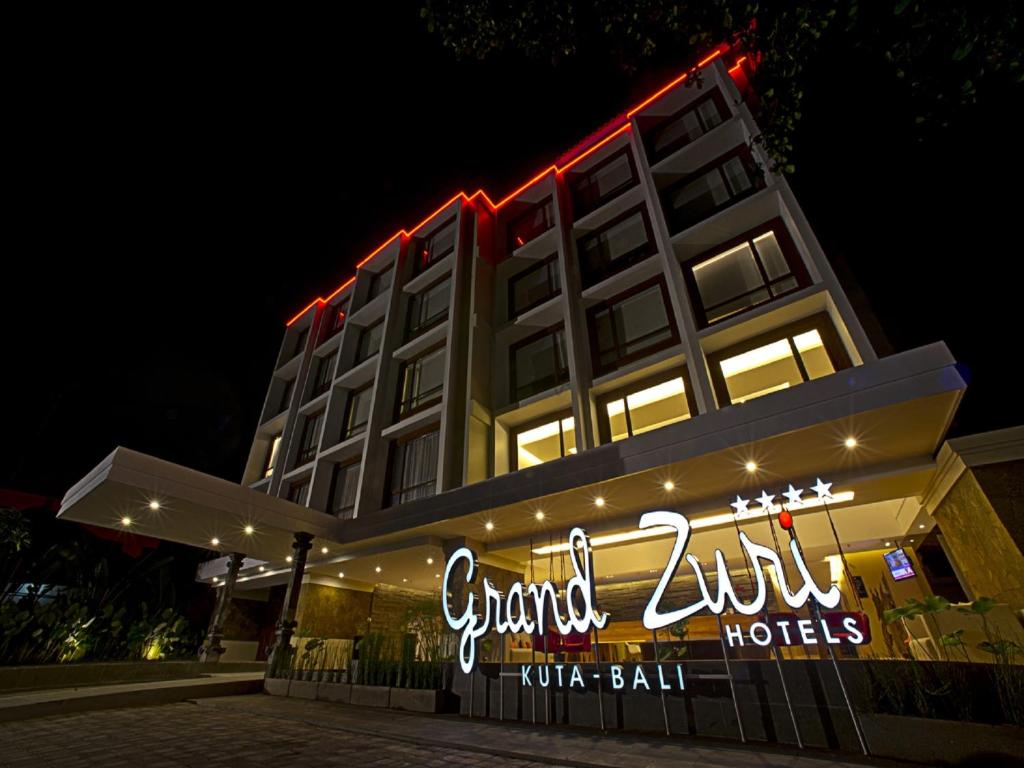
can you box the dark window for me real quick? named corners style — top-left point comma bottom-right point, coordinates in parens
top-left (510, 326), bottom-right (569, 402)
top-left (388, 428), bottom-right (440, 506)
top-left (287, 477), bottom-right (311, 506)
top-left (511, 412), bottom-right (575, 471)
top-left (291, 326), bottom-right (309, 358)
top-left (328, 461), bottom-right (360, 519)
top-left (327, 299), bottom-right (349, 338)
top-left (413, 218), bottom-right (456, 275)
top-left (367, 266), bottom-right (393, 300)
top-left (355, 321), bottom-right (384, 364)
top-left (397, 347), bottom-right (446, 417)
top-left (296, 410), bottom-right (324, 465)
top-left (311, 351), bottom-right (337, 398)
top-left (707, 313), bottom-right (852, 406)
top-left (507, 198), bottom-right (555, 251)
top-left (568, 147), bottom-right (639, 219)
top-left (342, 385), bottom-right (372, 440)
top-left (508, 254), bottom-right (561, 319)
top-left (577, 206), bottom-right (656, 288)
top-left (407, 276), bottom-right (451, 340)
top-left (684, 221), bottom-right (809, 327)
top-left (660, 147), bottom-right (763, 234)
top-left (596, 371), bottom-right (694, 444)
top-left (262, 435), bottom-right (282, 478)
top-left (277, 378), bottom-right (295, 415)
top-left (644, 90), bottom-right (730, 163)
top-left (588, 278), bottom-right (679, 375)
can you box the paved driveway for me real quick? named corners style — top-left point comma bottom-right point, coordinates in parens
top-left (0, 699), bottom-right (563, 768)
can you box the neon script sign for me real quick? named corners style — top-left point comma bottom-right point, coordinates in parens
top-left (443, 480), bottom-right (857, 673)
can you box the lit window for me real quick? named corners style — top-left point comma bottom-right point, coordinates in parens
top-left (514, 416), bottom-right (576, 469)
top-left (263, 435), bottom-right (282, 478)
top-left (397, 347), bottom-right (446, 417)
top-left (328, 461), bottom-right (360, 519)
top-left (389, 428), bottom-right (440, 506)
top-left (688, 225), bottom-right (806, 326)
top-left (343, 386), bottom-right (372, 440)
top-left (714, 319), bottom-right (845, 406)
top-left (604, 376), bottom-right (691, 442)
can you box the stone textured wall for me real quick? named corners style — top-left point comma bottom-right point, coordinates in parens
top-left (369, 584), bottom-right (432, 634)
top-left (295, 583), bottom-right (372, 639)
top-left (934, 464), bottom-right (1024, 612)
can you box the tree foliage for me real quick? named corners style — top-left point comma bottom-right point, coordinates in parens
top-left (420, 1), bottom-right (1021, 171)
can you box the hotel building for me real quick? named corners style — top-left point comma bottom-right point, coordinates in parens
top-left (59, 48), bottom-right (1024, 747)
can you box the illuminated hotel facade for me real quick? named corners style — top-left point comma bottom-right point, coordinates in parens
top-left (59, 48), bottom-right (1024, 749)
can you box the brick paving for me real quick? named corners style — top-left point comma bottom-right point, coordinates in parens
top-left (0, 700), bottom-right (565, 768)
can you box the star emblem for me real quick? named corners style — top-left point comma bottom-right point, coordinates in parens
top-left (811, 477), bottom-right (833, 500)
top-left (730, 495), bottom-right (750, 517)
top-left (755, 491), bottom-right (775, 513)
top-left (783, 484), bottom-right (803, 507)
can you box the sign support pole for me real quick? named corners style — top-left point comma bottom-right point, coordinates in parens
top-left (592, 624), bottom-right (607, 734)
top-left (651, 629), bottom-right (672, 736)
top-left (716, 613), bottom-right (746, 743)
top-left (499, 631), bottom-right (505, 721)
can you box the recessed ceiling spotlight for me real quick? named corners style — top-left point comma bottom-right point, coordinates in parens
top-left (745, 461), bottom-right (758, 473)
top-left (426, 557), bottom-right (434, 565)
top-left (663, 481), bottom-right (674, 491)
top-left (244, 525), bottom-right (255, 535)
top-left (594, 497), bottom-right (605, 508)
top-left (211, 537), bottom-right (220, 547)
top-left (534, 510), bottom-right (545, 521)
top-left (374, 566), bottom-right (382, 573)
top-left (485, 521), bottom-right (494, 531)
top-left (844, 437), bottom-right (858, 449)
top-left (286, 555), bottom-right (293, 563)
top-left (148, 500), bottom-right (161, 511)
top-left (321, 546), bottom-right (329, 554)
top-left (258, 566), bottom-right (265, 572)
top-left (120, 516), bottom-right (133, 527)
top-left (338, 572), bottom-right (345, 578)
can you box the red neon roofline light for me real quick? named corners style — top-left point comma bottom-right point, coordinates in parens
top-left (286, 44), bottom-right (735, 326)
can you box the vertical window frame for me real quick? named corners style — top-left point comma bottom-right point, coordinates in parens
top-left (509, 323), bottom-right (570, 402)
top-left (567, 145), bottom-right (640, 220)
top-left (595, 368), bottom-right (696, 444)
top-left (586, 276), bottom-right (681, 376)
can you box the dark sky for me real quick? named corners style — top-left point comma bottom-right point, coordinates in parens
top-left (5, 8), bottom-right (1021, 499)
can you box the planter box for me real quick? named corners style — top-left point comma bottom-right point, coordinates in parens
top-left (861, 713), bottom-right (1024, 765)
top-left (317, 682), bottom-right (352, 704)
top-left (388, 688), bottom-right (445, 713)
top-left (263, 677), bottom-right (290, 697)
top-left (287, 679), bottom-right (318, 700)
top-left (350, 684), bottom-right (390, 708)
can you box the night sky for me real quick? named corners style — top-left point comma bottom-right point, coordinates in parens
top-left (5, 9), bottom-right (1021, 499)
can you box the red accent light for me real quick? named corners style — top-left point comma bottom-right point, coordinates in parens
top-left (286, 45), bottom-right (732, 325)
top-left (779, 511), bottom-right (793, 530)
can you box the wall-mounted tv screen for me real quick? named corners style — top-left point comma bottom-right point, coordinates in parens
top-left (884, 548), bottom-right (916, 581)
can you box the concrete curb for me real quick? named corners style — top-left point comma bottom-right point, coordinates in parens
top-left (0, 677), bottom-right (264, 723)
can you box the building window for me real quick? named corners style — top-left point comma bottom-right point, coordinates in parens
top-left (568, 147), bottom-right (638, 220)
top-left (397, 346), bottom-right (446, 417)
top-left (287, 477), bottom-right (311, 506)
top-left (355, 321), bottom-right (384, 364)
top-left (296, 410), bottom-right (324, 465)
top-left (367, 265), bottom-right (393, 301)
top-left (326, 299), bottom-right (349, 338)
top-left (407, 276), bottom-right (451, 340)
top-left (587, 278), bottom-right (679, 375)
top-left (388, 428), bottom-right (440, 506)
top-left (414, 218), bottom-right (456, 275)
top-left (513, 414), bottom-right (575, 470)
top-left (508, 254), bottom-right (561, 319)
top-left (262, 435), bottom-right (282, 478)
top-left (685, 223), bottom-right (809, 327)
top-left (598, 373), bottom-right (693, 443)
top-left (660, 147), bottom-right (764, 235)
top-left (328, 461), bottom-right (360, 519)
top-left (277, 378), bottom-right (295, 415)
top-left (311, 351), bottom-right (337, 398)
top-left (708, 314), bottom-right (851, 406)
top-left (290, 326), bottom-right (309, 359)
top-left (508, 198), bottom-right (555, 251)
top-left (342, 385), bottom-right (372, 440)
top-left (510, 325), bottom-right (569, 402)
top-left (576, 206), bottom-right (656, 288)
top-left (644, 90), bottom-right (730, 163)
